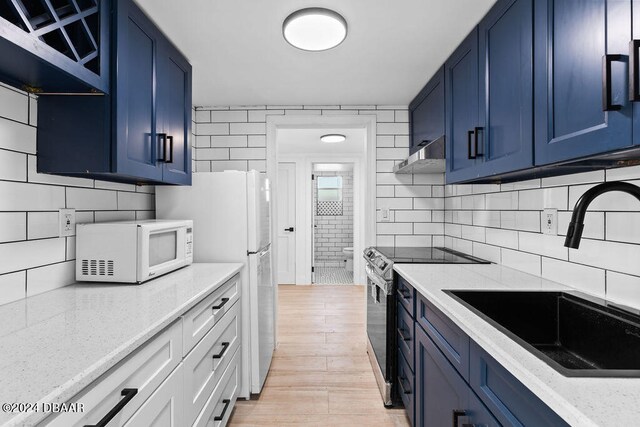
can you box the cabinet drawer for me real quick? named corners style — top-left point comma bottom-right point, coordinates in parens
top-left (397, 350), bottom-right (415, 427)
top-left (182, 274), bottom-right (240, 356)
top-left (44, 320), bottom-right (183, 427)
top-left (184, 301), bottom-right (240, 426)
top-left (193, 347), bottom-right (240, 427)
top-left (397, 275), bottom-right (415, 317)
top-left (416, 293), bottom-right (469, 380)
top-left (123, 364), bottom-right (184, 427)
top-left (469, 341), bottom-right (569, 427)
top-left (397, 302), bottom-right (414, 371)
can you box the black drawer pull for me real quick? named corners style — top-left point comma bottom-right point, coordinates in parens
top-left (397, 376), bottom-right (412, 395)
top-left (84, 388), bottom-right (138, 427)
top-left (602, 54), bottom-right (625, 111)
top-left (157, 133), bottom-right (167, 162)
top-left (399, 288), bottom-right (412, 300)
top-left (418, 139), bottom-right (431, 147)
top-left (212, 342), bottom-right (230, 359)
top-left (166, 135), bottom-right (174, 163)
top-left (474, 127), bottom-right (484, 157)
top-left (631, 40), bottom-right (640, 102)
top-left (212, 297), bottom-right (229, 311)
top-left (398, 327), bottom-right (411, 342)
top-left (213, 399), bottom-right (231, 421)
top-left (452, 409), bottom-right (467, 427)
top-left (467, 129), bottom-right (476, 159)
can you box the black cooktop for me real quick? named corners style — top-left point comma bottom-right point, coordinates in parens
top-left (374, 246), bottom-right (491, 264)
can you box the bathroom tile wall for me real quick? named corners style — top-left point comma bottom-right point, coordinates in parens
top-left (443, 168), bottom-right (640, 309)
top-left (0, 84), bottom-right (155, 305)
top-left (193, 105), bottom-right (445, 248)
top-left (313, 171), bottom-right (353, 268)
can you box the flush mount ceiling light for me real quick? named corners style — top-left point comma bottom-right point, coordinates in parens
top-left (283, 8), bottom-right (347, 51)
top-left (320, 134), bottom-right (346, 143)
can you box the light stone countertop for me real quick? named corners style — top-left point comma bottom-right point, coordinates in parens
top-left (394, 263), bottom-right (640, 427)
top-left (0, 263), bottom-right (243, 427)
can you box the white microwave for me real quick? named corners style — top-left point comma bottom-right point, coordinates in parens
top-left (76, 220), bottom-right (193, 283)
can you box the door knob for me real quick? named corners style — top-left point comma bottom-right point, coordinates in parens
top-left (284, 227), bottom-right (294, 232)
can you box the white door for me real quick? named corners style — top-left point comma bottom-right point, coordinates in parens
top-left (277, 162), bottom-right (296, 284)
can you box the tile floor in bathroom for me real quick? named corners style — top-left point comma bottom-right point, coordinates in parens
top-left (314, 267), bottom-right (354, 285)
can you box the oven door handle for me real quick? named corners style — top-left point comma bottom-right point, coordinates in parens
top-left (365, 264), bottom-right (391, 295)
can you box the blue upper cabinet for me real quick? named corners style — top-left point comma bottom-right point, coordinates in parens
top-left (36, 0), bottom-right (192, 185)
top-left (409, 66), bottom-right (445, 155)
top-left (445, 29), bottom-right (480, 183)
top-left (0, 0), bottom-right (109, 93)
top-left (631, 2), bottom-right (640, 146)
top-left (446, 0), bottom-right (533, 184)
top-left (534, 0), bottom-right (633, 165)
top-left (476, 0), bottom-right (533, 177)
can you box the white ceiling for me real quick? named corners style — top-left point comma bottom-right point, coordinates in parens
top-left (277, 128), bottom-right (366, 155)
top-left (135, 0), bottom-right (497, 107)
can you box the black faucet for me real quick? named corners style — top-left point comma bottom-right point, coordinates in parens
top-left (565, 181), bottom-right (640, 249)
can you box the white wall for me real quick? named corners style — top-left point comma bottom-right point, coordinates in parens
top-left (193, 105), bottom-right (446, 249)
top-left (0, 84), bottom-right (155, 305)
top-left (443, 169), bottom-right (640, 309)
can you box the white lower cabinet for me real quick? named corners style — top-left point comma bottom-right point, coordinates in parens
top-left (41, 275), bottom-right (242, 427)
top-left (123, 364), bottom-right (184, 427)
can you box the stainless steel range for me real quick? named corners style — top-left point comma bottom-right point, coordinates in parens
top-left (363, 246), bottom-right (490, 406)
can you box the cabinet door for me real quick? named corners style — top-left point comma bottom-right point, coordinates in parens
top-left (633, 1), bottom-right (640, 145)
top-left (113, 0), bottom-right (163, 181)
top-left (477, 0), bottom-right (533, 176)
top-left (445, 29), bottom-right (480, 184)
top-left (415, 324), bottom-right (468, 427)
top-left (410, 66), bottom-right (445, 155)
top-left (534, 0), bottom-right (632, 165)
top-left (158, 39), bottom-right (192, 185)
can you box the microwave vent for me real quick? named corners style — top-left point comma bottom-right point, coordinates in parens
top-left (81, 259), bottom-right (115, 277)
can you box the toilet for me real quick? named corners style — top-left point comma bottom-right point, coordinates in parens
top-left (343, 247), bottom-right (354, 272)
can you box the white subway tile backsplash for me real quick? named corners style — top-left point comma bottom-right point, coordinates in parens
top-left (248, 160), bottom-right (267, 172)
top-left (230, 147), bottom-right (266, 160)
top-left (395, 185), bottom-right (431, 198)
top-left (0, 116), bottom-right (36, 154)
top-left (0, 213), bottom-right (26, 243)
top-left (377, 173), bottom-right (412, 185)
top-left (569, 182), bottom-right (640, 211)
top-left (27, 156), bottom-right (93, 187)
top-left (396, 235), bottom-right (432, 247)
top-left (67, 188), bottom-right (117, 210)
top-left (518, 232), bottom-right (568, 260)
top-left (395, 135), bottom-right (410, 148)
top-left (394, 110), bottom-right (409, 123)
top-left (413, 174), bottom-right (445, 185)
top-left (95, 181), bottom-right (137, 192)
top-left (606, 212), bottom-right (640, 244)
top-left (196, 123), bottom-right (229, 135)
top-left (210, 160), bottom-right (248, 172)
top-left (376, 235), bottom-right (394, 246)
top-left (377, 222), bottom-right (413, 235)
top-left (198, 148), bottom-right (230, 160)
top-left (486, 191), bottom-right (519, 210)
top-left (118, 192), bottom-right (154, 211)
top-left (376, 161), bottom-right (397, 173)
top-left (415, 223), bottom-right (445, 235)
top-left (541, 258), bottom-right (605, 298)
top-left (473, 211), bottom-right (500, 228)
top-left (0, 271), bottom-right (25, 305)
top-left (0, 238), bottom-right (65, 275)
top-left (376, 186), bottom-right (395, 197)
top-left (194, 110), bottom-right (210, 123)
top-left (486, 228), bottom-right (519, 249)
top-left (557, 211), bottom-right (604, 239)
top-left (541, 170), bottom-right (604, 187)
top-left (376, 147), bottom-right (408, 160)
top-left (26, 261), bottom-right (74, 297)
top-left (248, 135), bottom-right (266, 147)
top-left (0, 85), bottom-right (28, 123)
top-left (359, 110), bottom-right (395, 122)
top-left (95, 211), bottom-right (136, 222)
top-left (0, 181), bottom-right (65, 211)
top-left (377, 122), bottom-right (409, 135)
top-left (376, 135), bottom-right (395, 148)
top-left (27, 212), bottom-right (59, 239)
top-left (606, 271), bottom-right (640, 310)
top-left (230, 122), bottom-right (266, 135)
top-left (211, 135), bottom-right (248, 148)
top-left (414, 198), bottom-right (444, 210)
top-left (395, 210), bottom-right (432, 223)
top-left (501, 248), bottom-right (541, 276)
top-left (472, 242), bottom-right (501, 263)
top-left (570, 239), bottom-right (640, 276)
top-left (211, 110), bottom-right (247, 123)
top-left (0, 149), bottom-right (26, 181)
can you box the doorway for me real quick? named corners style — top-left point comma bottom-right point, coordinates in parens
top-left (312, 163), bottom-right (354, 285)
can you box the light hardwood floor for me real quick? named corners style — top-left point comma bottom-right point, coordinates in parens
top-left (228, 284), bottom-right (411, 426)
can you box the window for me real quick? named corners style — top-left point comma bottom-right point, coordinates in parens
top-left (316, 176), bottom-right (343, 215)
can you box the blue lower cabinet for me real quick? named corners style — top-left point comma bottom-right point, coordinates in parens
top-left (397, 350), bottom-right (415, 426)
top-left (534, 0), bottom-right (633, 165)
top-left (415, 324), bottom-right (499, 427)
top-left (470, 341), bottom-right (570, 427)
top-left (36, 0), bottom-right (192, 185)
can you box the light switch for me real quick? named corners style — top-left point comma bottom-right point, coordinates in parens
top-left (381, 208), bottom-right (390, 222)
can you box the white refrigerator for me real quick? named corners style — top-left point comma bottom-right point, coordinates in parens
top-left (156, 171), bottom-right (274, 397)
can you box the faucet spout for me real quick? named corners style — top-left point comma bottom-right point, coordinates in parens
top-left (565, 181), bottom-right (640, 249)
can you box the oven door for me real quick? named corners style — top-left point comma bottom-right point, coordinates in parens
top-left (366, 264), bottom-right (394, 406)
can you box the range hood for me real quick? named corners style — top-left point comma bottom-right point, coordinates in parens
top-left (393, 135), bottom-right (445, 174)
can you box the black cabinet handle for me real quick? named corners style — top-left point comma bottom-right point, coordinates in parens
top-left (214, 399), bottom-right (231, 421)
top-left (212, 342), bottom-right (230, 359)
top-left (397, 327), bottom-right (411, 342)
top-left (399, 288), bottom-right (412, 300)
top-left (166, 135), bottom-right (174, 163)
top-left (84, 388), bottom-right (138, 427)
top-left (630, 40), bottom-right (640, 102)
top-left (602, 54), bottom-right (625, 111)
top-left (467, 130), bottom-right (476, 159)
top-left (397, 376), bottom-right (412, 395)
top-left (452, 409), bottom-right (467, 427)
top-left (212, 297), bottom-right (229, 311)
top-left (474, 127), bottom-right (484, 157)
top-left (418, 139), bottom-right (431, 147)
top-left (284, 227), bottom-right (294, 232)
top-left (157, 133), bottom-right (167, 162)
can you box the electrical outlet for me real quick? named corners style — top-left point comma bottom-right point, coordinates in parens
top-left (542, 208), bottom-right (557, 235)
top-left (59, 209), bottom-right (76, 237)
top-left (381, 208), bottom-right (390, 222)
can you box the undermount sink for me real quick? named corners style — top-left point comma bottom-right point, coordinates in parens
top-left (446, 290), bottom-right (640, 377)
